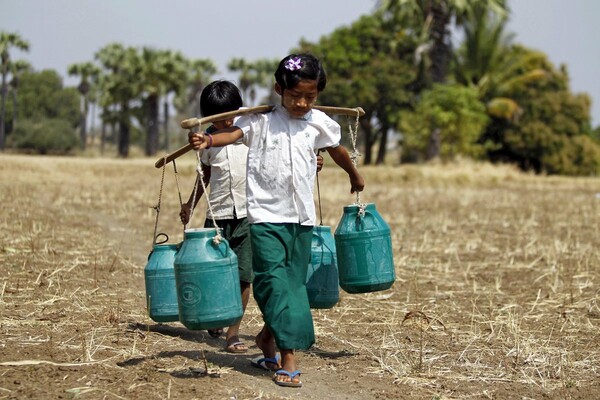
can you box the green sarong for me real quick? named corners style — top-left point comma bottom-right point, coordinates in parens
top-left (250, 222), bottom-right (314, 350)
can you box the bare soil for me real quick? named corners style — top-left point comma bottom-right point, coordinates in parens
top-left (1, 154), bottom-right (599, 400)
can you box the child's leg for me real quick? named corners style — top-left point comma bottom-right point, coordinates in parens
top-left (210, 217), bottom-right (253, 352)
top-left (250, 223), bottom-right (314, 352)
top-left (254, 324), bottom-right (279, 370)
top-left (225, 281), bottom-right (251, 352)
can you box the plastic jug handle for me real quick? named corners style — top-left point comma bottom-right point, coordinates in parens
top-left (154, 232), bottom-right (169, 245)
top-left (213, 237), bottom-right (231, 257)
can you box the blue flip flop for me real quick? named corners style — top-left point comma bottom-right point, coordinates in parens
top-left (273, 369), bottom-right (303, 388)
top-left (250, 354), bottom-right (280, 371)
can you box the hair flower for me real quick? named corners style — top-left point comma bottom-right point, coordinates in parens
top-left (284, 57), bottom-right (303, 71)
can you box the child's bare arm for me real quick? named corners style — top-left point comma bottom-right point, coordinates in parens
top-left (325, 145), bottom-right (365, 194)
top-left (180, 164), bottom-right (210, 225)
top-left (188, 127), bottom-right (243, 150)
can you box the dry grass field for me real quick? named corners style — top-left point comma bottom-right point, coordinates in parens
top-left (1, 153), bottom-right (599, 399)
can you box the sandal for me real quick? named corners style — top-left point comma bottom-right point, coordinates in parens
top-left (273, 369), bottom-right (302, 388)
top-left (225, 339), bottom-right (248, 353)
top-left (251, 354), bottom-right (280, 371)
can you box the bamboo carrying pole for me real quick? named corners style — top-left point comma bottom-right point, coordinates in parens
top-left (154, 105), bottom-right (365, 168)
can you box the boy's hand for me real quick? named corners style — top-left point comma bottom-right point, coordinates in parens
top-left (188, 132), bottom-right (208, 150)
top-left (316, 154), bottom-right (324, 172)
top-left (180, 202), bottom-right (192, 225)
top-left (349, 173), bottom-right (365, 194)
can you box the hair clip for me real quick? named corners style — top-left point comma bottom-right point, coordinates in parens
top-left (284, 57), bottom-right (303, 71)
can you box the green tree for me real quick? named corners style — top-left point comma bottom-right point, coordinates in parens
top-left (68, 61), bottom-right (100, 150)
top-left (377, 0), bottom-right (508, 159)
top-left (484, 46), bottom-right (598, 175)
top-left (7, 69), bottom-right (79, 153)
top-left (0, 31), bottom-right (30, 150)
top-left (399, 84), bottom-right (489, 161)
top-left (298, 14), bottom-right (418, 164)
top-left (12, 119), bottom-right (78, 154)
top-left (15, 69), bottom-right (79, 126)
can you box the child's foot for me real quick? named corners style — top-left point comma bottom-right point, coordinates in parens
top-left (254, 326), bottom-right (279, 370)
top-left (274, 350), bottom-right (300, 386)
top-left (273, 369), bottom-right (302, 387)
top-left (225, 336), bottom-right (248, 353)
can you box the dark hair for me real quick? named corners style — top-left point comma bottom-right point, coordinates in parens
top-left (200, 80), bottom-right (243, 117)
top-left (274, 53), bottom-right (327, 92)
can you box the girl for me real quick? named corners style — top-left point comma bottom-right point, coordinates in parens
top-left (179, 80), bottom-right (251, 353)
top-left (188, 53), bottom-right (365, 388)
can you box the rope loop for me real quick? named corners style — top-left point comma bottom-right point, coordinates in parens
top-left (357, 202), bottom-right (366, 218)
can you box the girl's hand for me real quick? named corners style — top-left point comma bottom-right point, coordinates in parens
top-left (316, 154), bottom-right (324, 172)
top-left (188, 132), bottom-right (208, 150)
top-left (180, 202), bottom-right (192, 225)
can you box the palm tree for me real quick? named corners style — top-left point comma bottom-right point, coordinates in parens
top-left (377, 0), bottom-right (508, 159)
top-left (138, 48), bottom-right (189, 155)
top-left (453, 6), bottom-right (546, 120)
top-left (178, 58), bottom-right (217, 117)
top-left (160, 50), bottom-right (187, 151)
top-left (96, 43), bottom-right (140, 157)
top-left (139, 47), bottom-right (165, 156)
top-left (0, 31), bottom-right (30, 150)
top-left (8, 60), bottom-right (31, 131)
top-left (68, 62), bottom-right (100, 150)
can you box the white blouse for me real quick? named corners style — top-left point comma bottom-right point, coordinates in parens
top-left (236, 105), bottom-right (340, 226)
top-left (200, 137), bottom-right (248, 219)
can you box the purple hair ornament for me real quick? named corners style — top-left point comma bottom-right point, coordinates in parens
top-left (284, 57), bottom-right (303, 71)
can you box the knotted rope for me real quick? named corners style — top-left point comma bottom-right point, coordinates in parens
top-left (151, 155), bottom-right (168, 248)
top-left (172, 159), bottom-right (186, 237)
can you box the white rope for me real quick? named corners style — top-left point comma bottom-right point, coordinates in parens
top-left (189, 149), bottom-right (223, 245)
top-left (151, 155), bottom-right (167, 248)
top-left (347, 109), bottom-right (366, 214)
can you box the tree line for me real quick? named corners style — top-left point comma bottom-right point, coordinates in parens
top-left (1, 0), bottom-right (599, 175)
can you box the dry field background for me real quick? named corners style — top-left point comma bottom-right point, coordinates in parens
top-left (1, 153), bottom-right (599, 400)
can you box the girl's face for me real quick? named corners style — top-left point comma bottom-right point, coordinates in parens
top-left (276, 79), bottom-right (319, 118)
top-left (212, 118), bottom-right (235, 130)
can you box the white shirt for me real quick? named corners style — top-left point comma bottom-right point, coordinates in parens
top-left (236, 105), bottom-right (340, 226)
top-left (200, 132), bottom-right (248, 220)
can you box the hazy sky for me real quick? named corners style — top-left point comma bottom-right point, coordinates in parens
top-left (2, 0), bottom-right (599, 125)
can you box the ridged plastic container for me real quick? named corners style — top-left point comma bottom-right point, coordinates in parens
top-left (144, 243), bottom-right (180, 323)
top-left (306, 226), bottom-right (339, 309)
top-left (334, 203), bottom-right (395, 293)
top-left (174, 228), bottom-right (243, 330)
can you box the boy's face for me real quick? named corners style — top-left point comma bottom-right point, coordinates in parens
top-left (276, 79), bottom-right (319, 118)
top-left (213, 118), bottom-right (235, 130)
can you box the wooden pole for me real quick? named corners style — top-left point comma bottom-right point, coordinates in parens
top-left (155, 105), bottom-right (365, 168)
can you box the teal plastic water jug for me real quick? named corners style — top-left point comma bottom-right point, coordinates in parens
top-left (174, 228), bottom-right (243, 330)
top-left (144, 243), bottom-right (180, 322)
top-left (306, 226), bottom-right (339, 309)
top-left (334, 203), bottom-right (395, 293)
